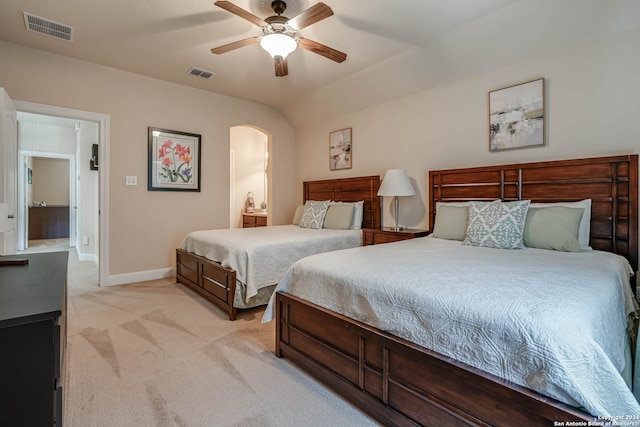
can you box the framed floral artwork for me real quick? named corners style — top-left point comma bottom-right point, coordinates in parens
top-left (148, 127), bottom-right (201, 191)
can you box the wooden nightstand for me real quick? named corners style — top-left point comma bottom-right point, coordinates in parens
top-left (362, 228), bottom-right (431, 246)
top-left (242, 213), bottom-right (267, 228)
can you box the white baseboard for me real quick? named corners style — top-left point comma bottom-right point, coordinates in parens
top-left (107, 267), bottom-right (176, 287)
top-left (77, 251), bottom-right (98, 265)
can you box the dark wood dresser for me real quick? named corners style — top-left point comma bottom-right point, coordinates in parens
top-left (0, 251), bottom-right (68, 426)
top-left (29, 206), bottom-right (70, 239)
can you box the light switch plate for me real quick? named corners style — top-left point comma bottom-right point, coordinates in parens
top-left (125, 176), bottom-right (137, 186)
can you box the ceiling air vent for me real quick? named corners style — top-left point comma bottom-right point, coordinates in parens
top-left (188, 67), bottom-right (215, 79)
top-left (23, 12), bottom-right (74, 42)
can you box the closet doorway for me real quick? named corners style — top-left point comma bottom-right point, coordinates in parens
top-left (229, 126), bottom-right (270, 228)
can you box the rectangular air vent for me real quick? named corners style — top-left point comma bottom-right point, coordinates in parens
top-left (188, 67), bottom-right (215, 79)
top-left (23, 12), bottom-right (74, 42)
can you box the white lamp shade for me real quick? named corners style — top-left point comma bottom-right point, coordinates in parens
top-left (377, 169), bottom-right (415, 196)
top-left (260, 34), bottom-right (297, 59)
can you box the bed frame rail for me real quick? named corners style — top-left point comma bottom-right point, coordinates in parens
top-left (276, 293), bottom-right (593, 427)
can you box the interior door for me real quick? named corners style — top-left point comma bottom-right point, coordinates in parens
top-left (0, 88), bottom-right (17, 255)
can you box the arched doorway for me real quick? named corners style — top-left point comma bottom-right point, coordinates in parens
top-left (229, 126), bottom-right (270, 228)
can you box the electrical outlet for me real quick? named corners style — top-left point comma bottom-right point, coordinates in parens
top-left (125, 176), bottom-right (137, 186)
top-left (82, 236), bottom-right (89, 245)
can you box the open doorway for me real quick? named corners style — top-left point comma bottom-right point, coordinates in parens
top-left (16, 112), bottom-right (100, 292)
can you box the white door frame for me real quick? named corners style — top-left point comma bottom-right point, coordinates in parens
top-left (15, 100), bottom-right (110, 287)
top-left (18, 151), bottom-right (76, 248)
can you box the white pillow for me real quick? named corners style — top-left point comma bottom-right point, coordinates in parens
top-left (351, 201), bottom-right (364, 229)
top-left (299, 200), bottom-right (330, 229)
top-left (529, 199), bottom-right (591, 249)
top-left (436, 201), bottom-right (471, 208)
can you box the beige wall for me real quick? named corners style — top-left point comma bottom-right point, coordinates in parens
top-left (296, 27), bottom-right (640, 231)
top-left (0, 40), bottom-right (296, 276)
top-left (31, 157), bottom-right (69, 205)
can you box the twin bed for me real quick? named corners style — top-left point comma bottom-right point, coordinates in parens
top-left (267, 155), bottom-right (639, 425)
top-left (176, 175), bottom-right (381, 320)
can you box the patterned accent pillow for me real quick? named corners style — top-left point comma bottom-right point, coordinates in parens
top-left (463, 200), bottom-right (531, 249)
top-left (299, 200), bottom-right (330, 229)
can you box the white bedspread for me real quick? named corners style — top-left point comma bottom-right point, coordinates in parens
top-left (263, 236), bottom-right (640, 417)
top-left (180, 225), bottom-right (361, 302)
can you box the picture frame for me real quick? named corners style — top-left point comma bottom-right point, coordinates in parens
top-left (329, 128), bottom-right (352, 170)
top-left (489, 78), bottom-right (545, 152)
top-left (148, 127), bottom-right (201, 191)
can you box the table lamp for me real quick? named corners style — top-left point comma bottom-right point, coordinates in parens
top-left (377, 169), bottom-right (416, 231)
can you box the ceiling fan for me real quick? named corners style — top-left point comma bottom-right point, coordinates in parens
top-left (211, 1), bottom-right (347, 77)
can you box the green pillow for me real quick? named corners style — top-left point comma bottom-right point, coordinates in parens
top-left (432, 205), bottom-right (469, 241)
top-left (323, 204), bottom-right (355, 230)
top-left (292, 205), bottom-right (304, 225)
top-left (523, 206), bottom-right (584, 252)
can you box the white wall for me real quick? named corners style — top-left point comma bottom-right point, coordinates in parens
top-left (230, 126), bottom-right (268, 228)
top-left (19, 120), bottom-right (77, 154)
top-left (76, 120), bottom-right (99, 260)
top-left (296, 26), bottom-right (640, 231)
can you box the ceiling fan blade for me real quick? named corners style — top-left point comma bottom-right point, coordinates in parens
top-left (210, 37), bottom-right (260, 54)
top-left (274, 58), bottom-right (289, 77)
top-left (287, 2), bottom-right (333, 30)
top-left (298, 38), bottom-right (346, 63)
top-left (214, 1), bottom-right (266, 27)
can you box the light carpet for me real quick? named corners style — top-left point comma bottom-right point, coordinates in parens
top-left (64, 278), bottom-right (381, 426)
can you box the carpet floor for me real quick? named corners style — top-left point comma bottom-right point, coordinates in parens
top-left (64, 279), bottom-right (381, 426)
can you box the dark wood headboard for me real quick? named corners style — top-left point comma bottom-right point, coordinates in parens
top-left (429, 155), bottom-right (639, 274)
top-left (303, 175), bottom-right (381, 229)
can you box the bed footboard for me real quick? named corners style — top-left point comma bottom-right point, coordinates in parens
top-left (275, 292), bottom-right (594, 427)
top-left (176, 249), bottom-right (237, 320)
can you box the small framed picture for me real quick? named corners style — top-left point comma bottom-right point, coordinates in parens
top-left (148, 127), bottom-right (201, 191)
top-left (489, 78), bottom-right (545, 152)
top-left (329, 128), bottom-right (352, 170)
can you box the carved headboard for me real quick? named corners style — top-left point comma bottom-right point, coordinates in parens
top-left (429, 155), bottom-right (638, 274)
top-left (303, 175), bottom-right (381, 230)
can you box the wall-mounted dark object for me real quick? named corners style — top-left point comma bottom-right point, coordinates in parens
top-left (90, 144), bottom-right (98, 170)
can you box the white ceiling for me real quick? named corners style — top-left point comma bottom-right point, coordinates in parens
top-left (1, 0), bottom-right (639, 127)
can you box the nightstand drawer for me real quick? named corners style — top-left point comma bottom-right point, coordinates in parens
top-left (243, 214), bottom-right (267, 228)
top-left (362, 228), bottom-right (430, 246)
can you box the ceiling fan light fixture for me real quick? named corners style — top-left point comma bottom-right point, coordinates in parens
top-left (260, 33), bottom-right (297, 60)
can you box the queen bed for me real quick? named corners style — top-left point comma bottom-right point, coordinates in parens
top-left (267, 155), bottom-right (639, 426)
top-left (176, 175), bottom-right (381, 320)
